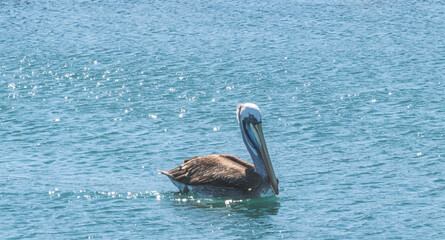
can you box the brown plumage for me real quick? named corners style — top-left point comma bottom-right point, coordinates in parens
top-left (160, 154), bottom-right (262, 193)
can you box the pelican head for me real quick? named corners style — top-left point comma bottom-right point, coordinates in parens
top-left (237, 103), bottom-right (279, 195)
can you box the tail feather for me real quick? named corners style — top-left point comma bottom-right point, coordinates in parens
top-left (159, 170), bottom-right (189, 193)
top-left (158, 170), bottom-right (173, 178)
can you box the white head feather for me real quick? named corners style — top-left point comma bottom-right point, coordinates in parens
top-left (237, 103), bottom-right (262, 123)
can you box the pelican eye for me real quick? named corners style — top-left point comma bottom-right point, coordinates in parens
top-left (248, 114), bottom-right (260, 124)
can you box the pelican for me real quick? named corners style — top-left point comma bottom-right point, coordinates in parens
top-left (160, 103), bottom-right (279, 198)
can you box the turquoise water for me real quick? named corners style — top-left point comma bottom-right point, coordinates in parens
top-left (1, 0), bottom-right (444, 238)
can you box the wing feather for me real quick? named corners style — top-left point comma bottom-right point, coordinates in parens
top-left (162, 154), bottom-right (261, 190)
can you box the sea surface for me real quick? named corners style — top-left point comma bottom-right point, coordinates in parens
top-left (1, 0), bottom-right (444, 239)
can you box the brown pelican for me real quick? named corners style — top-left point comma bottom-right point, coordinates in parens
top-left (160, 103), bottom-right (279, 198)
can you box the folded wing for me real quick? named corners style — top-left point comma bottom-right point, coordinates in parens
top-left (160, 154), bottom-right (261, 190)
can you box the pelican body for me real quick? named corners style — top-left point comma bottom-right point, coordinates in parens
top-left (160, 103), bottom-right (279, 198)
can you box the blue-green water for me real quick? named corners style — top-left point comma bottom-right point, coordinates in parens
top-left (1, 0), bottom-right (444, 238)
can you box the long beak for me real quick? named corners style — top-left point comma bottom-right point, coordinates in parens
top-left (250, 123), bottom-right (279, 195)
